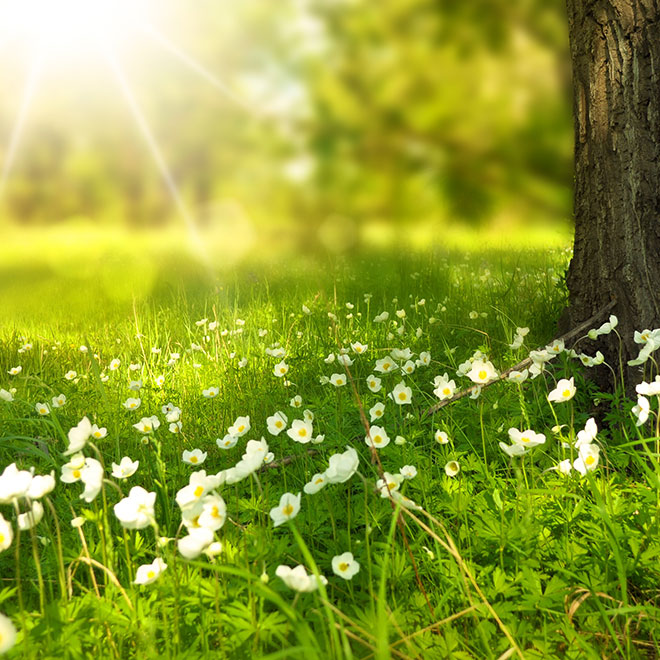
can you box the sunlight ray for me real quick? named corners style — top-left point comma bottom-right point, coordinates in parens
top-left (0, 51), bottom-right (42, 198)
top-left (102, 49), bottom-right (212, 265)
top-left (142, 24), bottom-right (258, 117)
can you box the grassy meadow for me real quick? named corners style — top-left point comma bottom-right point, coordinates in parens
top-left (1, 229), bottom-right (659, 659)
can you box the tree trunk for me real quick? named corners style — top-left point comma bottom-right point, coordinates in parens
top-left (563, 0), bottom-right (660, 388)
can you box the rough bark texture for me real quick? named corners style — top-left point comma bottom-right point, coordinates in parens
top-left (563, 0), bottom-right (660, 387)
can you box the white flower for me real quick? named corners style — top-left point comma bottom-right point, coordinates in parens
top-left (60, 453), bottom-right (86, 484)
top-left (351, 342), bottom-right (368, 355)
top-left (374, 357), bottom-right (396, 374)
top-left (390, 348), bottom-right (413, 362)
top-left (114, 487), bottom-right (156, 529)
top-left (123, 398), bottom-right (141, 410)
top-left (369, 402), bottom-right (385, 422)
top-left (109, 358), bottom-right (121, 371)
top-left (466, 360), bottom-right (498, 385)
top-left (323, 353), bottom-right (336, 364)
top-left (273, 361), bottom-right (289, 378)
top-left (551, 459), bottom-right (572, 476)
top-left (416, 351), bottom-right (431, 367)
top-left (336, 354), bottom-right (353, 367)
top-left (228, 416), bottom-right (251, 437)
top-left (432, 375), bottom-right (456, 400)
top-left (0, 464), bottom-right (33, 503)
top-left (444, 460), bottom-right (460, 477)
top-left (573, 444), bottom-right (600, 475)
top-left (8, 366), bottom-right (22, 376)
top-left (176, 471), bottom-right (220, 510)
top-left (134, 557), bottom-right (167, 585)
top-left (0, 389), bottom-right (13, 402)
top-left (290, 395), bottom-right (302, 408)
top-left (401, 360), bottom-right (416, 375)
top-left (507, 369), bottom-right (529, 384)
top-left (0, 514), bottom-right (13, 552)
top-left (499, 441), bottom-right (528, 457)
top-left (17, 501), bottom-right (44, 530)
top-left (399, 465), bottom-right (417, 479)
top-left (276, 565), bottom-right (327, 592)
top-left (216, 434), bottom-right (238, 449)
top-left (373, 311), bottom-right (389, 323)
top-left (90, 424), bottom-right (107, 440)
top-left (169, 421), bottom-right (182, 434)
top-left (636, 377), bottom-right (660, 396)
top-left (389, 381), bottom-right (412, 405)
top-left (435, 430), bottom-right (450, 445)
top-left (330, 373), bottom-right (347, 387)
top-left (287, 419), bottom-right (313, 444)
top-left (111, 457), bottom-right (139, 479)
top-left (26, 472), bottom-right (55, 499)
top-left (325, 447), bottom-right (359, 484)
top-left (332, 552), bottom-right (360, 579)
top-left (51, 394), bottom-right (66, 408)
top-left (198, 494), bottom-right (227, 531)
top-left (128, 380), bottom-right (143, 392)
top-left (366, 375), bottom-right (382, 393)
top-left (547, 377), bottom-right (576, 403)
top-left (133, 416), bottom-right (160, 434)
top-left (508, 428), bottom-right (546, 448)
top-left (376, 472), bottom-right (403, 497)
top-left (270, 492), bottom-right (301, 527)
top-left (575, 418), bottom-right (598, 448)
top-left (0, 612), bottom-right (16, 655)
top-left (365, 425), bottom-right (390, 449)
top-left (64, 416), bottom-right (93, 455)
top-left (303, 473), bottom-right (328, 495)
top-left (35, 402), bottom-right (50, 416)
top-left (78, 458), bottom-right (104, 503)
top-left (632, 396), bottom-right (650, 426)
top-left (202, 386), bottom-right (219, 399)
top-left (183, 449), bottom-right (207, 466)
top-left (178, 528), bottom-right (215, 559)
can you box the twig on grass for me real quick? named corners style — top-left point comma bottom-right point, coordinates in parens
top-left (423, 299), bottom-right (617, 417)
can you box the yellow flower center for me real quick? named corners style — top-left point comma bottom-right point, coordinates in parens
top-left (237, 425), bottom-right (245, 433)
top-left (298, 429), bottom-right (307, 437)
top-left (562, 389), bottom-right (571, 398)
top-left (73, 470), bottom-right (81, 479)
top-left (375, 410), bottom-right (382, 417)
top-left (586, 455), bottom-right (595, 466)
top-left (282, 504), bottom-right (294, 515)
top-left (521, 437), bottom-right (530, 443)
top-left (147, 570), bottom-right (155, 579)
top-left (315, 478), bottom-right (323, 484)
top-left (0, 534), bottom-right (4, 544)
top-left (388, 482), bottom-right (396, 490)
top-left (443, 387), bottom-right (450, 395)
top-left (94, 432), bottom-right (101, 438)
top-left (339, 562), bottom-right (349, 572)
top-left (190, 456), bottom-right (198, 464)
top-left (194, 486), bottom-right (204, 498)
top-left (478, 370), bottom-right (487, 380)
top-left (398, 392), bottom-right (407, 401)
top-left (211, 506), bottom-right (220, 518)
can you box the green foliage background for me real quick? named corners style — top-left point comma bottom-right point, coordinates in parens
top-left (0, 0), bottom-right (573, 246)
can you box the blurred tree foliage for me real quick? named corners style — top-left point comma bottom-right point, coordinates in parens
top-left (0, 0), bottom-right (572, 237)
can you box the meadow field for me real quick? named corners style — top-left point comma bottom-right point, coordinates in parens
top-left (1, 228), bottom-right (659, 659)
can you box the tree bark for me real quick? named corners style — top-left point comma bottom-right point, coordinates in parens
top-left (563, 0), bottom-right (660, 387)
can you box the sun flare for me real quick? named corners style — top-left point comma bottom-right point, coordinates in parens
top-left (0, 0), bottom-right (154, 56)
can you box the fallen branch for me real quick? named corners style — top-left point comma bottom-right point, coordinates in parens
top-left (423, 299), bottom-right (617, 418)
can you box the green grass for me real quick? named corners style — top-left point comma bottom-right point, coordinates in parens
top-left (1, 229), bottom-right (659, 659)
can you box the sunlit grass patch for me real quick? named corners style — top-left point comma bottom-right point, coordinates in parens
top-left (1, 233), bottom-right (659, 659)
